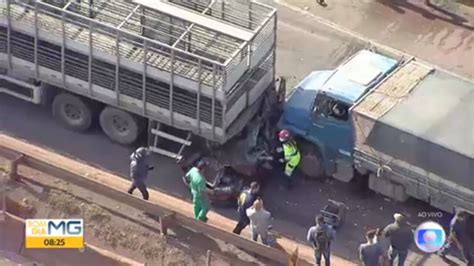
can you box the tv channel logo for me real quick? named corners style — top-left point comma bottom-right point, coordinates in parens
top-left (25, 219), bottom-right (84, 249)
top-left (415, 221), bottom-right (446, 253)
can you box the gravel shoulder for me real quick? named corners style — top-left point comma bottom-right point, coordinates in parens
top-left (0, 157), bottom-right (266, 266)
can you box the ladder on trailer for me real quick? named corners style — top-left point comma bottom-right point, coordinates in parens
top-left (148, 120), bottom-right (192, 161)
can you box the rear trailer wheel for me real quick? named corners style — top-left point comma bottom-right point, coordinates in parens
top-left (300, 144), bottom-right (324, 180)
top-left (52, 93), bottom-right (96, 132)
top-left (99, 107), bottom-right (145, 145)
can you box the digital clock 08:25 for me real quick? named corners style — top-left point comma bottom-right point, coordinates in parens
top-left (43, 238), bottom-right (66, 246)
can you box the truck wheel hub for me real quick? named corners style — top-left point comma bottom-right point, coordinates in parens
top-left (112, 116), bottom-right (129, 133)
top-left (64, 104), bottom-right (82, 120)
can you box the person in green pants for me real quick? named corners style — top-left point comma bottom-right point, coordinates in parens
top-left (185, 159), bottom-right (212, 222)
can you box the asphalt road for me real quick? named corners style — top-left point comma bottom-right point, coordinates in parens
top-left (0, 1), bottom-right (469, 265)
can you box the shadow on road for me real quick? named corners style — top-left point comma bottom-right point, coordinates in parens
top-left (376, 0), bottom-right (474, 31)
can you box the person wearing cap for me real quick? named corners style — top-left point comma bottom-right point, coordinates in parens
top-left (185, 159), bottom-right (212, 222)
top-left (128, 147), bottom-right (154, 200)
top-left (382, 213), bottom-right (413, 266)
top-left (276, 129), bottom-right (301, 189)
top-left (233, 182), bottom-right (260, 235)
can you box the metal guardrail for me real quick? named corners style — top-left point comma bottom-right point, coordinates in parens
top-left (0, 136), bottom-right (303, 265)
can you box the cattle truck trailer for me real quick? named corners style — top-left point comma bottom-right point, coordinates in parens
top-left (0, 0), bottom-right (277, 160)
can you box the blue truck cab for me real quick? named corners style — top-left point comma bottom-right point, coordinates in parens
top-left (279, 50), bottom-right (399, 181)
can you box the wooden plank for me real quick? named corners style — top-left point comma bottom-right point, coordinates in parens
top-left (354, 60), bottom-right (432, 119)
top-left (0, 134), bottom-right (356, 266)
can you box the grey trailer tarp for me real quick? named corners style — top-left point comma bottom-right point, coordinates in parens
top-left (352, 59), bottom-right (474, 191)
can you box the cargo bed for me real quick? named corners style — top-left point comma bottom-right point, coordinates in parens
top-left (352, 59), bottom-right (474, 212)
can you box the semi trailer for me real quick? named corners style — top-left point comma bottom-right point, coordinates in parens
top-left (0, 0), bottom-right (277, 160)
top-left (280, 49), bottom-right (474, 215)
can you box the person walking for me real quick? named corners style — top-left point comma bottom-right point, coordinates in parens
top-left (307, 215), bottom-right (336, 266)
top-left (185, 159), bottom-right (212, 222)
top-left (233, 182), bottom-right (260, 235)
top-left (438, 210), bottom-right (473, 266)
top-left (246, 198), bottom-right (271, 245)
top-left (382, 213), bottom-right (413, 266)
top-left (128, 147), bottom-right (154, 200)
top-left (276, 129), bottom-right (301, 189)
top-left (359, 229), bottom-right (384, 266)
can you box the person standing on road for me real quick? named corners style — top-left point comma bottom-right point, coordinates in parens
top-left (375, 228), bottom-right (390, 266)
top-left (382, 213), bottom-right (413, 266)
top-left (128, 147), bottom-right (154, 200)
top-left (307, 215), bottom-right (336, 266)
top-left (185, 159), bottom-right (212, 222)
top-left (246, 198), bottom-right (271, 245)
top-left (359, 229), bottom-right (384, 266)
top-left (233, 182), bottom-right (260, 235)
top-left (438, 210), bottom-right (473, 266)
top-left (276, 129), bottom-right (301, 189)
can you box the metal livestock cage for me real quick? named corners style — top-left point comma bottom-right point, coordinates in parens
top-left (0, 0), bottom-right (277, 143)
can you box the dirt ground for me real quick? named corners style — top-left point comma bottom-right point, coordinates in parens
top-left (0, 157), bottom-right (268, 266)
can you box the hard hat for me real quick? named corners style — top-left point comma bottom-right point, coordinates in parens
top-left (278, 129), bottom-right (290, 142)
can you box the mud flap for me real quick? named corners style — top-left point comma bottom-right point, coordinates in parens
top-left (332, 159), bottom-right (354, 182)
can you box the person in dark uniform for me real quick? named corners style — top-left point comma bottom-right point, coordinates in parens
top-left (128, 147), bottom-right (154, 200)
top-left (232, 182), bottom-right (260, 235)
top-left (438, 210), bottom-right (473, 266)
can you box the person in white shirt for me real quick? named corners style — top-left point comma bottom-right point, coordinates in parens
top-left (246, 198), bottom-right (271, 245)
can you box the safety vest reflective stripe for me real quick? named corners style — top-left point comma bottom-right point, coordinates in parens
top-left (283, 142), bottom-right (300, 160)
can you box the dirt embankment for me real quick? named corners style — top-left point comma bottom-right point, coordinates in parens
top-left (0, 157), bottom-right (265, 266)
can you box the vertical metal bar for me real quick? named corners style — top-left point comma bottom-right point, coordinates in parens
top-left (272, 14), bottom-right (277, 83)
top-left (115, 32), bottom-right (120, 105)
top-left (61, 11), bottom-right (66, 87)
top-left (196, 59), bottom-right (202, 134)
top-left (221, 72), bottom-right (226, 130)
top-left (211, 65), bottom-right (217, 140)
top-left (34, 1), bottom-right (39, 79)
top-left (169, 50), bottom-right (175, 126)
top-left (248, 2), bottom-right (252, 29)
top-left (142, 41), bottom-right (148, 115)
top-left (168, 17), bottom-right (173, 45)
top-left (88, 21), bottom-right (93, 96)
top-left (221, 1), bottom-right (224, 19)
top-left (6, 0), bottom-right (12, 71)
top-left (140, 7), bottom-right (145, 36)
top-left (89, 0), bottom-right (94, 18)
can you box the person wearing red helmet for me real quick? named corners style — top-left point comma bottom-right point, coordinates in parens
top-left (277, 129), bottom-right (301, 188)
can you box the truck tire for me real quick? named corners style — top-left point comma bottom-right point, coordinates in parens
top-left (99, 107), bottom-right (145, 145)
top-left (52, 93), bottom-right (96, 132)
top-left (300, 144), bottom-right (324, 180)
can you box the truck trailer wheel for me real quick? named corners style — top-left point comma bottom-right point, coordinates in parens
top-left (300, 144), bottom-right (324, 180)
top-left (99, 107), bottom-right (145, 145)
top-left (52, 93), bottom-right (96, 132)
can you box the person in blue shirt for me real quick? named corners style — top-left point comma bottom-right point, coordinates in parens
top-left (307, 215), bottom-right (336, 266)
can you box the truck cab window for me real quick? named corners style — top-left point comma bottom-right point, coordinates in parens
top-left (330, 102), bottom-right (349, 121)
top-left (313, 94), bottom-right (349, 121)
top-left (313, 95), bottom-right (330, 118)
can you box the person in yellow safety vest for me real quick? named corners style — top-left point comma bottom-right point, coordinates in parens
top-left (277, 129), bottom-right (301, 189)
